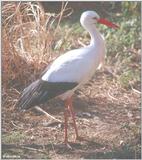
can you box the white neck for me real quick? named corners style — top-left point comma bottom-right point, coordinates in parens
top-left (84, 24), bottom-right (103, 46)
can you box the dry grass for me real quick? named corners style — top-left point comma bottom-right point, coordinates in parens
top-left (2, 2), bottom-right (71, 89)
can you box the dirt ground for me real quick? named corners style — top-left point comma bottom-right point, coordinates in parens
top-left (2, 69), bottom-right (141, 159)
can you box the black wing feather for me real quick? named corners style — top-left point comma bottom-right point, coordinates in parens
top-left (15, 79), bottom-right (78, 110)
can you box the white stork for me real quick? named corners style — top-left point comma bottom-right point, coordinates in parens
top-left (16, 11), bottom-right (119, 145)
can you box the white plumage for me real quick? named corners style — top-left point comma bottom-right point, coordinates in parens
top-left (42, 43), bottom-right (105, 83)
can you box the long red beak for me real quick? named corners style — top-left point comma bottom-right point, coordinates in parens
top-left (97, 18), bottom-right (119, 29)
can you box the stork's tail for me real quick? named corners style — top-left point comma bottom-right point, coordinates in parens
top-left (15, 80), bottom-right (48, 111)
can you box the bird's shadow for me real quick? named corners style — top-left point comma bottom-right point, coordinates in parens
top-left (31, 93), bottom-right (116, 125)
top-left (36, 94), bottom-right (96, 115)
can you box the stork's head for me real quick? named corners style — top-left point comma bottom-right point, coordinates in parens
top-left (80, 11), bottom-right (119, 29)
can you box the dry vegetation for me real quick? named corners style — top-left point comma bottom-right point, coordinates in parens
top-left (2, 2), bottom-right (69, 88)
top-left (2, 2), bottom-right (141, 159)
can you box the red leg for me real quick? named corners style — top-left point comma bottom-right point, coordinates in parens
top-left (66, 97), bottom-right (79, 140)
top-left (64, 107), bottom-right (68, 144)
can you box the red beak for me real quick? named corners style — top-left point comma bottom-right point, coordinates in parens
top-left (97, 18), bottom-right (119, 29)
